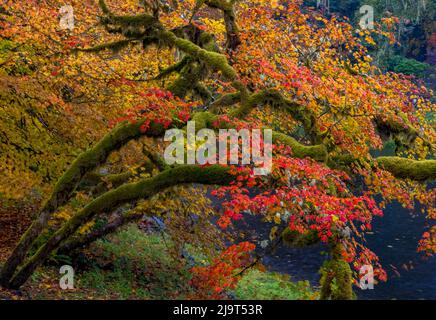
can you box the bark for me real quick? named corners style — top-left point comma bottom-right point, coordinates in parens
top-left (209, 92), bottom-right (241, 112)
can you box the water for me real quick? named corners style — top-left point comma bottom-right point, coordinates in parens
top-left (356, 201), bottom-right (436, 300)
top-left (231, 199), bottom-right (436, 300)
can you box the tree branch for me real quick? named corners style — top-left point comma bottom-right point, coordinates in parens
top-left (7, 165), bottom-right (234, 289)
top-left (56, 211), bottom-right (143, 255)
top-left (0, 119), bottom-right (167, 286)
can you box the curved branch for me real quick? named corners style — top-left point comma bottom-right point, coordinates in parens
top-left (374, 116), bottom-right (433, 152)
top-left (274, 132), bottom-right (436, 181)
top-left (186, 111), bottom-right (436, 182)
top-left (154, 56), bottom-right (191, 80)
top-left (272, 132), bottom-right (327, 161)
top-left (0, 119), bottom-right (166, 286)
top-left (7, 165), bottom-right (234, 289)
top-left (209, 91), bottom-right (241, 112)
top-left (98, 0), bottom-right (158, 28)
top-left (73, 39), bottom-right (136, 53)
top-left (229, 89), bottom-right (323, 144)
top-left (158, 30), bottom-right (236, 80)
top-left (142, 144), bottom-right (169, 171)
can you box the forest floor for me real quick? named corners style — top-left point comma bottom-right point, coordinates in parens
top-left (0, 221), bottom-right (316, 300)
top-left (0, 200), bottom-right (32, 263)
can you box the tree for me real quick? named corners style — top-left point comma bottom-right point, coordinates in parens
top-left (0, 0), bottom-right (434, 299)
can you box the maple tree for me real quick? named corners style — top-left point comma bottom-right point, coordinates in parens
top-left (0, 0), bottom-right (435, 299)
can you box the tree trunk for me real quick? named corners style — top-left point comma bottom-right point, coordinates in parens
top-left (0, 120), bottom-right (164, 287)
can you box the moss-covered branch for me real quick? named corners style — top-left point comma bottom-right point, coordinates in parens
top-left (273, 133), bottom-right (436, 182)
top-left (272, 132), bottom-right (327, 161)
top-left (142, 144), bottom-right (169, 171)
top-left (7, 165), bottom-right (234, 289)
top-left (185, 111), bottom-right (436, 182)
top-left (79, 161), bottom-right (155, 195)
top-left (204, 0), bottom-right (241, 51)
top-left (94, 1), bottom-right (238, 100)
top-left (282, 229), bottom-right (320, 247)
top-left (81, 170), bottom-right (136, 189)
top-left (209, 91), bottom-right (241, 112)
top-left (73, 40), bottom-right (135, 53)
top-left (167, 60), bottom-right (206, 98)
top-left (374, 116), bottom-right (433, 153)
top-left (376, 157), bottom-right (436, 182)
top-left (158, 30), bottom-right (236, 80)
top-left (99, 0), bottom-right (157, 28)
top-left (229, 89), bottom-right (323, 144)
top-left (154, 56), bottom-right (191, 80)
top-left (0, 119), bottom-right (166, 286)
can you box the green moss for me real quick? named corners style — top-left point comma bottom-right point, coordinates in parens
top-left (194, 83), bottom-right (213, 103)
top-left (98, 0), bottom-right (111, 14)
top-left (376, 157), bottom-right (436, 181)
top-left (374, 115), bottom-right (433, 152)
top-left (230, 89), bottom-right (322, 143)
top-left (234, 270), bottom-right (315, 300)
top-left (205, 0), bottom-right (234, 11)
top-left (75, 40), bottom-right (133, 53)
top-left (272, 132), bottom-right (327, 161)
top-left (160, 30), bottom-right (236, 80)
top-left (190, 112), bottom-right (218, 130)
top-left (155, 56), bottom-right (191, 80)
top-left (198, 32), bottom-right (217, 52)
top-left (50, 120), bottom-right (145, 196)
top-left (3, 119), bottom-right (176, 288)
top-left (319, 244), bottom-right (354, 300)
top-left (281, 229), bottom-right (320, 247)
top-left (167, 61), bottom-right (205, 98)
top-left (8, 165), bottom-right (235, 288)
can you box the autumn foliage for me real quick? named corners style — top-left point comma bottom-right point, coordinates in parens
top-left (0, 0), bottom-right (434, 298)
